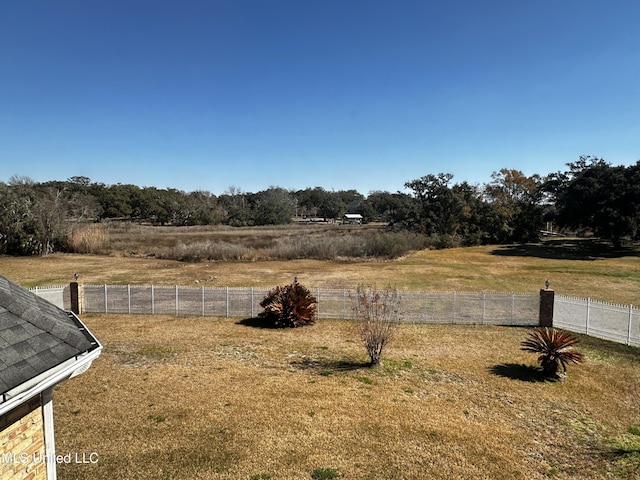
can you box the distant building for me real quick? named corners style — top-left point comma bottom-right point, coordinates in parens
top-left (0, 275), bottom-right (101, 480)
top-left (343, 213), bottom-right (363, 224)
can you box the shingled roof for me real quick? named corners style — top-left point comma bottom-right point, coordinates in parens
top-left (0, 275), bottom-right (100, 401)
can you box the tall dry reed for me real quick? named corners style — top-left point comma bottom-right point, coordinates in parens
top-left (66, 224), bottom-right (109, 254)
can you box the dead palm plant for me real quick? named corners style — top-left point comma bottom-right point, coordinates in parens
top-left (520, 327), bottom-right (584, 378)
top-left (259, 279), bottom-right (317, 328)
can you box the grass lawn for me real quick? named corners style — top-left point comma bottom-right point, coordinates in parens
top-left (1, 238), bottom-right (639, 305)
top-left (54, 314), bottom-right (640, 480)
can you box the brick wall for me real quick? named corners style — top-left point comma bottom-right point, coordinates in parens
top-left (0, 396), bottom-right (48, 480)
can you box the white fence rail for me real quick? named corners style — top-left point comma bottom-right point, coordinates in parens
top-left (554, 295), bottom-right (639, 347)
top-left (77, 284), bottom-right (539, 326)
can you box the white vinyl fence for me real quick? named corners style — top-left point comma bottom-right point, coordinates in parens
top-left (29, 284), bottom-right (640, 347)
top-left (554, 295), bottom-right (640, 347)
top-left (28, 285), bottom-right (67, 310)
top-left (78, 284), bottom-right (540, 326)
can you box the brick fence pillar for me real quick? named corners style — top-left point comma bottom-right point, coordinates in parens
top-left (539, 288), bottom-right (554, 327)
top-left (70, 282), bottom-right (80, 314)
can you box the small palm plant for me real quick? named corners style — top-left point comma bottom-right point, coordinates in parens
top-left (520, 327), bottom-right (584, 378)
top-left (259, 279), bottom-right (317, 328)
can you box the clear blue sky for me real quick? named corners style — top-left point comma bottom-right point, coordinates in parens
top-left (1, 1), bottom-right (639, 195)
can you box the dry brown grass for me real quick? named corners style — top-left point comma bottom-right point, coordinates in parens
top-left (54, 314), bottom-right (640, 480)
top-left (104, 223), bottom-right (430, 262)
top-left (66, 224), bottom-right (109, 254)
top-left (1, 236), bottom-right (638, 305)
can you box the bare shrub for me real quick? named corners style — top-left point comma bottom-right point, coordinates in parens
top-left (265, 236), bottom-right (334, 260)
top-left (67, 224), bottom-right (109, 253)
top-left (266, 234), bottom-right (364, 260)
top-left (157, 241), bottom-right (252, 262)
top-left (362, 231), bottom-right (432, 258)
top-left (266, 232), bottom-right (431, 260)
top-left (351, 285), bottom-right (401, 366)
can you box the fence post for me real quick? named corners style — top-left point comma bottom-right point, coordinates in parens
top-left (539, 288), bottom-right (554, 327)
top-left (586, 298), bottom-right (591, 335)
top-left (424, 292), bottom-right (429, 323)
top-left (628, 305), bottom-right (633, 346)
top-left (226, 287), bottom-right (230, 318)
top-left (343, 289), bottom-right (347, 320)
top-left (70, 282), bottom-right (80, 314)
top-left (510, 293), bottom-right (515, 325)
top-left (128, 284), bottom-right (131, 315)
top-left (151, 285), bottom-right (155, 315)
top-left (104, 284), bottom-right (108, 314)
top-left (452, 291), bottom-right (456, 323)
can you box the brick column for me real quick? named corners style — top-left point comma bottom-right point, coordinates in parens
top-left (70, 282), bottom-right (80, 315)
top-left (539, 289), bottom-right (554, 327)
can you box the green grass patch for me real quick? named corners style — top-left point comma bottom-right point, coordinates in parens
top-left (311, 467), bottom-right (340, 480)
top-left (135, 345), bottom-right (175, 360)
top-left (147, 415), bottom-right (165, 424)
top-left (356, 376), bottom-right (373, 385)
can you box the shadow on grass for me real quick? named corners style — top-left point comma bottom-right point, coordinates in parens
top-left (235, 317), bottom-right (278, 329)
top-left (290, 357), bottom-right (372, 374)
top-left (490, 238), bottom-right (639, 260)
top-left (598, 444), bottom-right (640, 475)
top-left (235, 317), bottom-right (319, 329)
top-left (488, 363), bottom-right (557, 383)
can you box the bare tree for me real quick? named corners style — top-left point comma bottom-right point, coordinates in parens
top-left (351, 285), bottom-right (401, 366)
top-left (32, 187), bottom-right (68, 255)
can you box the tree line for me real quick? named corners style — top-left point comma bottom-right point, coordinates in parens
top-left (1, 156), bottom-right (638, 256)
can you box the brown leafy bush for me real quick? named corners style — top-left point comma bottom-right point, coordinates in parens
top-left (169, 240), bottom-right (252, 262)
top-left (520, 327), bottom-right (584, 378)
top-left (258, 280), bottom-right (317, 328)
top-left (351, 285), bottom-right (401, 366)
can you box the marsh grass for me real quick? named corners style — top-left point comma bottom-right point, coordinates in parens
top-left (66, 224), bottom-right (109, 254)
top-left (96, 223), bottom-right (434, 261)
top-left (54, 314), bottom-right (640, 480)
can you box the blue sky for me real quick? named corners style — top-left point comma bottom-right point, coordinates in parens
top-left (1, 1), bottom-right (639, 195)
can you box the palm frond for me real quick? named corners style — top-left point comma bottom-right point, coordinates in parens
top-left (521, 328), bottom-right (584, 377)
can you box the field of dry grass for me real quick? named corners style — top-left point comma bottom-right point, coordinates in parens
top-left (1, 234), bottom-right (639, 305)
top-left (54, 314), bottom-right (640, 480)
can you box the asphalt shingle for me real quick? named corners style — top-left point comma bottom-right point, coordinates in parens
top-left (0, 275), bottom-right (97, 397)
